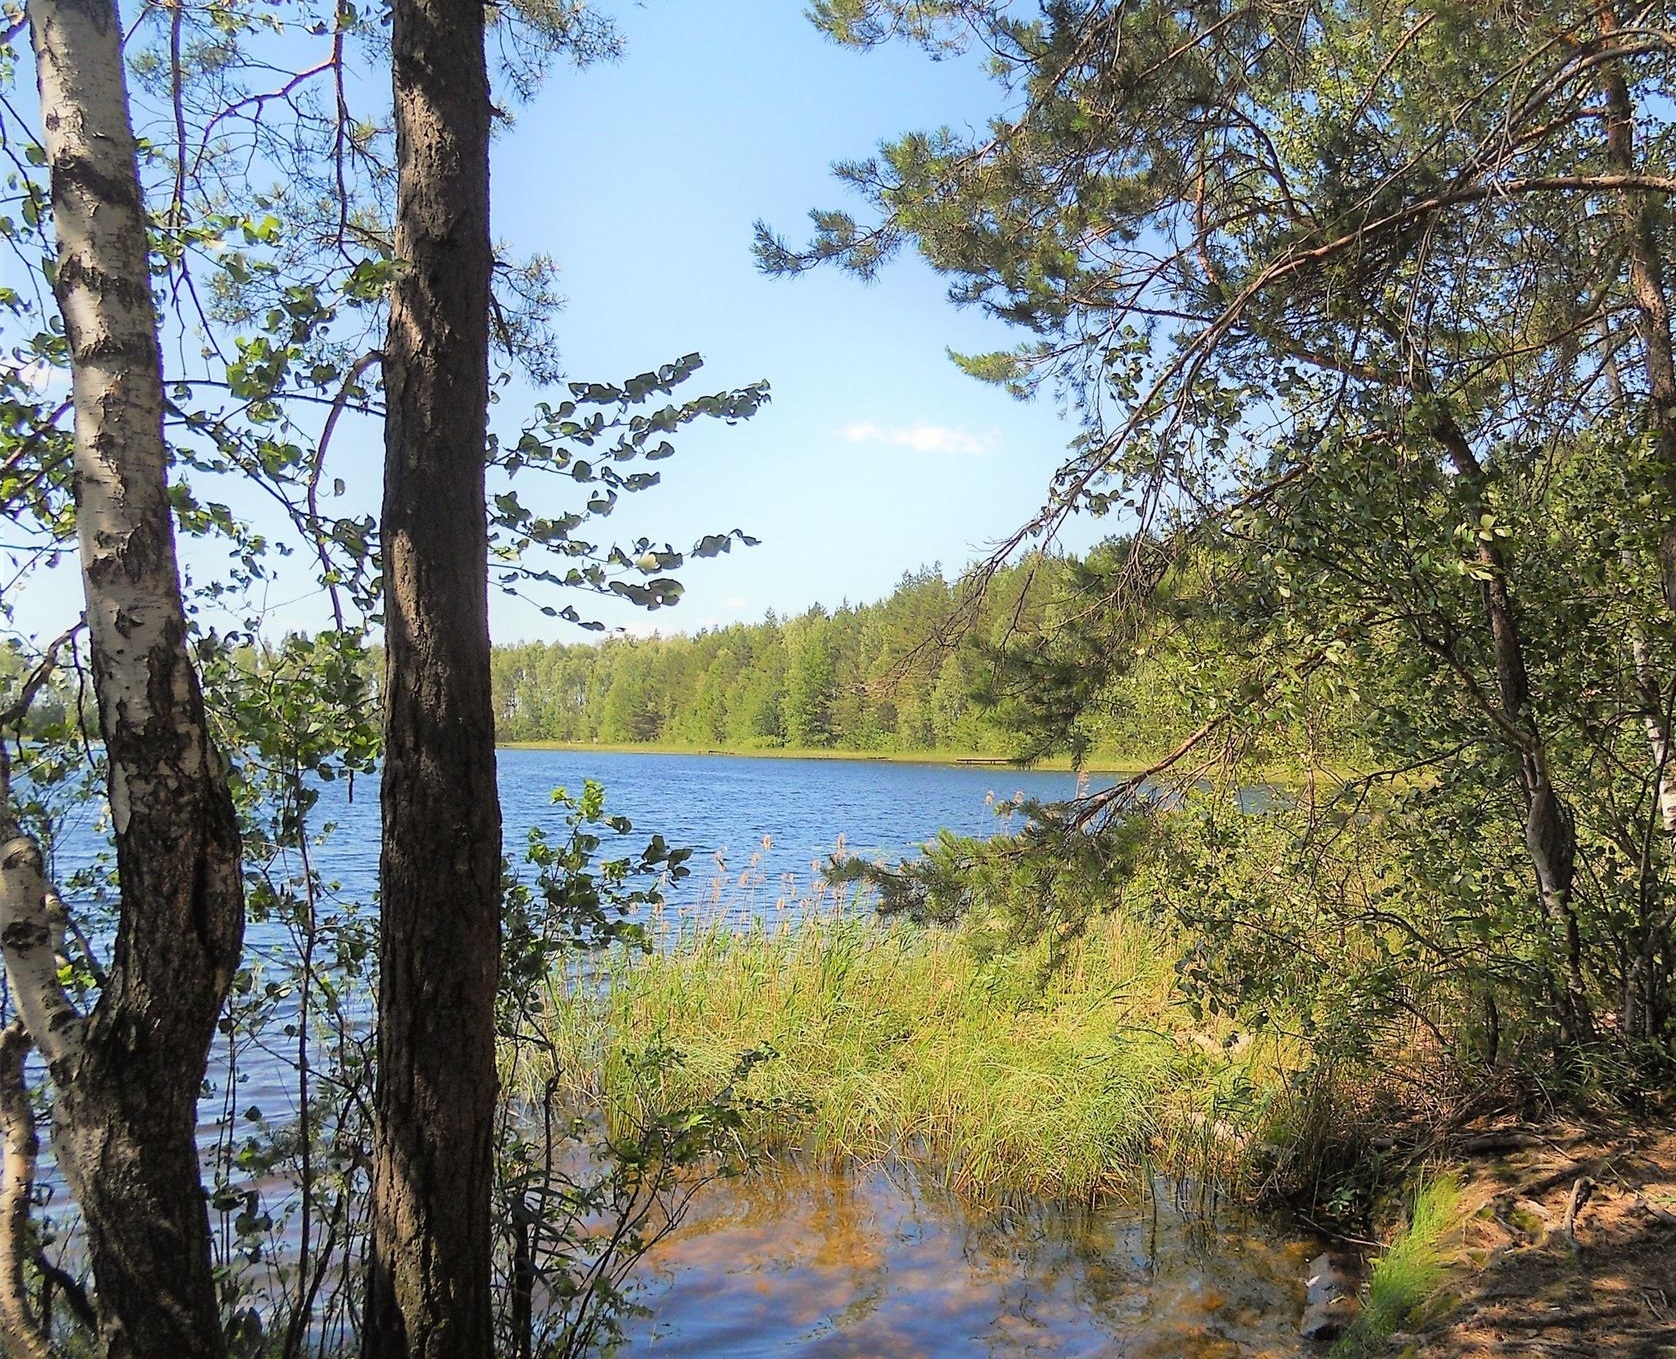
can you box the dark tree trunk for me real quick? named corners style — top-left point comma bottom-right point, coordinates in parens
top-left (1598, 4), bottom-right (1676, 1038)
top-left (1598, 5), bottom-right (1676, 615)
top-left (1431, 409), bottom-right (1592, 1043)
top-left (362, 0), bottom-right (500, 1347)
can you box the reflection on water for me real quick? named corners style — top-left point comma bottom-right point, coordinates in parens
top-left (30, 748), bottom-right (1307, 1352)
top-left (622, 1164), bottom-right (1313, 1359)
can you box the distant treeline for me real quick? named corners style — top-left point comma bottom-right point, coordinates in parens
top-left (1, 551), bottom-right (1310, 766)
top-left (491, 561), bottom-right (1060, 754)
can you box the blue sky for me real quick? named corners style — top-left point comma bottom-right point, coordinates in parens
top-left (6, 0), bottom-right (1107, 646)
top-left (473, 0), bottom-right (1097, 641)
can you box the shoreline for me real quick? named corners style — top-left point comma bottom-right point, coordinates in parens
top-left (495, 741), bottom-right (1368, 784)
top-left (496, 740), bottom-right (1158, 776)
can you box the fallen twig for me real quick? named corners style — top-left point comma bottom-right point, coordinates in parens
top-left (1563, 1176), bottom-right (1595, 1251)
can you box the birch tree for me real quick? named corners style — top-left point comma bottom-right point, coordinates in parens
top-left (0, 0), bottom-right (245, 1352)
top-left (0, 0), bottom-right (763, 1344)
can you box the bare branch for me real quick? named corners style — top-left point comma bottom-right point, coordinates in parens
top-left (0, 622), bottom-right (83, 733)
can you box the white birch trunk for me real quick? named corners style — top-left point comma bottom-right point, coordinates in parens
top-left (23, 0), bottom-right (245, 1352)
top-left (0, 1023), bottom-right (50, 1359)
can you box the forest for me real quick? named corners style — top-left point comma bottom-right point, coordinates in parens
top-left (489, 558), bottom-right (1114, 754)
top-left (487, 547), bottom-right (1352, 765)
top-left (6, 1), bottom-right (1676, 1357)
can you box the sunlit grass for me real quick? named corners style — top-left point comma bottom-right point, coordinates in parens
top-left (526, 903), bottom-right (1321, 1202)
top-left (1331, 1174), bottom-right (1470, 1357)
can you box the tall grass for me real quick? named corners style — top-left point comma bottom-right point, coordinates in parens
top-left (528, 904), bottom-right (1323, 1203)
top-left (1331, 1175), bottom-right (1470, 1358)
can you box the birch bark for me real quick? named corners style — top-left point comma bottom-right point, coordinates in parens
top-left (19, 0), bottom-right (245, 1351)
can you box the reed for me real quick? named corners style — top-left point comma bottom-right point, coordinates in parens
top-left (527, 901), bottom-right (1323, 1203)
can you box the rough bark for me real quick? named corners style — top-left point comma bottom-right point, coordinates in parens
top-left (362, 0), bottom-right (500, 1347)
top-left (1599, 19), bottom-right (1676, 845)
top-left (24, 0), bottom-right (246, 1353)
top-left (1598, 6), bottom-right (1676, 1038)
top-left (1598, 5), bottom-right (1676, 617)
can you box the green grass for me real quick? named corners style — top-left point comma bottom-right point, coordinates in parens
top-left (526, 906), bottom-right (1318, 1202)
top-left (1331, 1175), bottom-right (1470, 1357)
top-left (497, 739), bottom-right (1158, 774)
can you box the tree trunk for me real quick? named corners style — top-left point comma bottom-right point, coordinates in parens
top-left (0, 1022), bottom-right (48, 1359)
top-left (1598, 13), bottom-right (1676, 827)
top-left (362, 0), bottom-right (500, 1346)
top-left (1598, 6), bottom-right (1676, 1038)
top-left (22, 0), bottom-right (246, 1353)
top-left (1598, 5), bottom-right (1676, 617)
top-left (1431, 409), bottom-right (1592, 1042)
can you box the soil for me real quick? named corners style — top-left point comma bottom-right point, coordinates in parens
top-left (1389, 1118), bottom-right (1676, 1359)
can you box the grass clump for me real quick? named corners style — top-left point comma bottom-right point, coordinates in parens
top-left (1332, 1174), bottom-right (1470, 1357)
top-left (530, 906), bottom-right (1319, 1203)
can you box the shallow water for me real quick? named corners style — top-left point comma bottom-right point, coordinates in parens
top-left (38, 750), bottom-right (1314, 1353)
top-left (620, 1164), bottom-right (1315, 1359)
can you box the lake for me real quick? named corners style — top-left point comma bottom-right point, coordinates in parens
top-left (173, 747), bottom-right (1114, 927)
top-left (497, 748), bottom-right (1106, 910)
top-left (40, 749), bottom-right (1320, 1357)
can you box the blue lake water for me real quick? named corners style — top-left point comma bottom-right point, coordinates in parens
top-left (33, 750), bottom-right (1320, 1356)
top-left (496, 748), bottom-right (1100, 867)
top-left (139, 748), bottom-right (1111, 923)
top-left (40, 747), bottom-right (1113, 1127)
top-left (42, 747), bottom-right (1111, 936)
top-left (494, 748), bottom-right (1107, 913)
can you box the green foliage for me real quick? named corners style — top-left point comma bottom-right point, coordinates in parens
top-left (827, 812), bottom-right (1154, 971)
top-left (764, 0), bottom-right (1676, 1070)
top-left (494, 1051), bottom-right (766, 1359)
top-left (781, 617), bottom-right (838, 748)
top-left (490, 552), bottom-right (1248, 758)
top-left (489, 354), bottom-right (770, 628)
top-left (183, 631), bottom-right (384, 1355)
top-left (496, 783), bottom-right (772, 1359)
top-left (863, 773), bottom-right (1593, 1089)
top-left (0, 0), bottom-right (769, 1345)
top-left (499, 779), bottom-right (691, 1013)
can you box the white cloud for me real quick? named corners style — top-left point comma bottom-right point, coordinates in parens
top-left (723, 597), bottom-right (748, 611)
top-left (840, 421), bottom-right (997, 456)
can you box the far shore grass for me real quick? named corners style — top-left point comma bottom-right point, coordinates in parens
top-left (497, 739), bottom-right (1370, 784)
top-left (497, 737), bottom-right (1154, 773)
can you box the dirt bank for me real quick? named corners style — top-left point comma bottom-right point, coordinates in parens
top-left (1390, 1120), bottom-right (1676, 1358)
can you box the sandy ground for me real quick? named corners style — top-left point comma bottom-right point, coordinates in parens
top-left (1393, 1120), bottom-right (1676, 1359)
